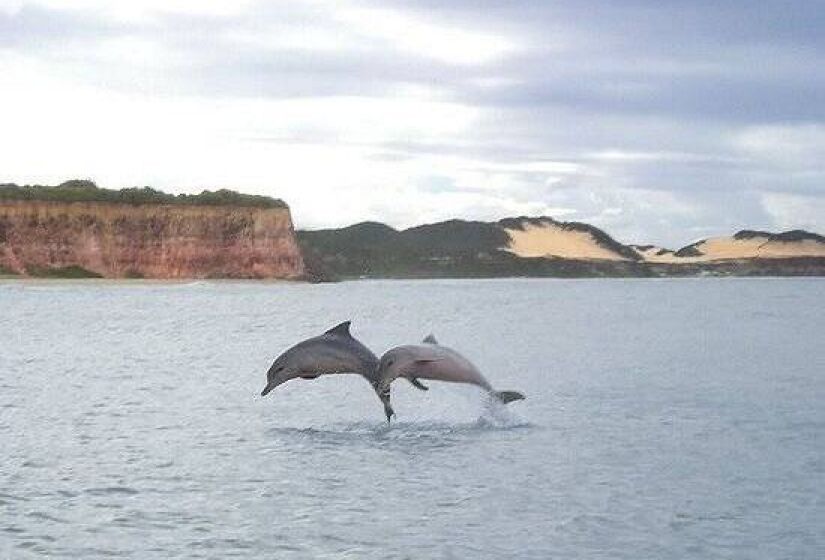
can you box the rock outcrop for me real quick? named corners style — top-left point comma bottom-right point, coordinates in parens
top-left (0, 200), bottom-right (305, 279)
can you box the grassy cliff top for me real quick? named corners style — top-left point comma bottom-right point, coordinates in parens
top-left (0, 180), bottom-right (287, 209)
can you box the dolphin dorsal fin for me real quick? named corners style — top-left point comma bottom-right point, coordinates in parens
top-left (422, 334), bottom-right (438, 345)
top-left (325, 321), bottom-right (352, 337)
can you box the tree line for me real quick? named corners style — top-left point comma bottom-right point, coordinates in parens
top-left (0, 179), bottom-right (287, 208)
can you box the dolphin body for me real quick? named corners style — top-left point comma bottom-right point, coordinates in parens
top-left (260, 321), bottom-right (425, 421)
top-left (376, 335), bottom-right (525, 405)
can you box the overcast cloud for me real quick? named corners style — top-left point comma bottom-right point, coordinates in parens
top-left (1, 0), bottom-right (823, 246)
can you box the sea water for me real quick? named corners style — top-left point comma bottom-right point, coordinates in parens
top-left (1, 278), bottom-right (823, 558)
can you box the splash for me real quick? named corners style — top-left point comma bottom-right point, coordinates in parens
top-left (476, 394), bottom-right (528, 429)
top-left (262, 391), bottom-right (530, 443)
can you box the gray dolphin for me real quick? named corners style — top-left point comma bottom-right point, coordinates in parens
top-left (376, 334), bottom-right (525, 405)
top-left (260, 321), bottom-right (426, 421)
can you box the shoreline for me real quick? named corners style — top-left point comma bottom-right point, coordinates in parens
top-left (2, 275), bottom-right (823, 286)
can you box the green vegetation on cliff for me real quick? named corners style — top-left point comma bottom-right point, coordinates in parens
top-left (0, 179), bottom-right (287, 209)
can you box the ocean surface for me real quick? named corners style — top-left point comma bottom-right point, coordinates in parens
top-left (1, 278), bottom-right (823, 559)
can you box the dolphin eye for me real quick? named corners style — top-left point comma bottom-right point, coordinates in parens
top-left (386, 360), bottom-right (394, 367)
top-left (275, 366), bottom-right (284, 373)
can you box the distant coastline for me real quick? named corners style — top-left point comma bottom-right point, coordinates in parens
top-left (2, 180), bottom-right (823, 280)
top-left (297, 218), bottom-right (825, 281)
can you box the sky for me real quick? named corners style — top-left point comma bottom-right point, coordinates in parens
top-left (1, 0), bottom-right (823, 247)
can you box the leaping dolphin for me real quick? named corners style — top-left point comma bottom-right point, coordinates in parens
top-left (376, 334), bottom-right (525, 406)
top-left (260, 321), bottom-right (426, 421)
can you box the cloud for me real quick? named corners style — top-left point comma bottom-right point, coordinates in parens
top-left (0, 0), bottom-right (823, 246)
top-left (332, 6), bottom-right (517, 66)
top-left (761, 192), bottom-right (825, 233)
top-left (734, 124), bottom-right (825, 170)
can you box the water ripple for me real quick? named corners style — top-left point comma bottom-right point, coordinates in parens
top-left (84, 487), bottom-right (140, 496)
top-left (1, 278), bottom-right (822, 559)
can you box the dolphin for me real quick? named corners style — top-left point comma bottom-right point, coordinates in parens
top-left (260, 321), bottom-right (426, 421)
top-left (376, 334), bottom-right (525, 405)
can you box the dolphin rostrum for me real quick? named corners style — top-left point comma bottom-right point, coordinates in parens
top-left (260, 321), bottom-right (426, 421)
top-left (376, 334), bottom-right (525, 405)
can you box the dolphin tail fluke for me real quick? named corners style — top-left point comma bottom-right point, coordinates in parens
top-left (383, 401), bottom-right (395, 423)
top-left (494, 390), bottom-right (525, 404)
top-left (376, 385), bottom-right (394, 422)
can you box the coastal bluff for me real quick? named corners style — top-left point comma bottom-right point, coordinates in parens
top-left (0, 183), bottom-right (304, 279)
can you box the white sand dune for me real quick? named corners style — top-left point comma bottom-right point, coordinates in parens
top-left (504, 221), bottom-right (825, 264)
top-left (638, 236), bottom-right (825, 263)
top-left (632, 246), bottom-right (677, 263)
top-left (503, 221), bottom-right (629, 261)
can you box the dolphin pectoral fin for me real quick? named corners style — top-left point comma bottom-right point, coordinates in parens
top-left (407, 377), bottom-right (429, 391)
top-left (494, 390), bottom-right (525, 404)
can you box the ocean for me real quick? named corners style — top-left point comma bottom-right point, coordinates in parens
top-left (1, 278), bottom-right (823, 559)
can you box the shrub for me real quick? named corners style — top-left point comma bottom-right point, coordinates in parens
top-left (26, 265), bottom-right (103, 278)
top-left (0, 180), bottom-right (287, 209)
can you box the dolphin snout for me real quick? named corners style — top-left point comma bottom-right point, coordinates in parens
top-left (260, 380), bottom-right (280, 396)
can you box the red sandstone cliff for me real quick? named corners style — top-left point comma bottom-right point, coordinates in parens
top-left (0, 200), bottom-right (305, 279)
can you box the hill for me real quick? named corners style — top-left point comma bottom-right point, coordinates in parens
top-left (298, 218), bottom-right (825, 280)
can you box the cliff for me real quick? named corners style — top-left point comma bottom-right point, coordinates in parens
top-left (0, 197), bottom-right (305, 280)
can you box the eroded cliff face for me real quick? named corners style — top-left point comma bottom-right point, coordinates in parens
top-left (0, 200), bottom-right (305, 279)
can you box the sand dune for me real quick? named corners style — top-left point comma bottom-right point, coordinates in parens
top-left (504, 221), bottom-right (630, 261)
top-left (642, 236), bottom-right (825, 263)
top-left (505, 222), bottom-right (825, 264)
top-left (631, 245), bottom-right (678, 263)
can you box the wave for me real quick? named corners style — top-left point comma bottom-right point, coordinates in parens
top-left (264, 412), bottom-right (533, 450)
